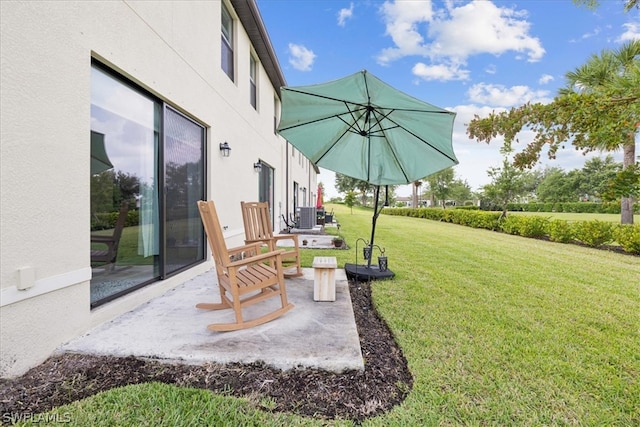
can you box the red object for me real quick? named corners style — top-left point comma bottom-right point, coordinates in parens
top-left (316, 186), bottom-right (323, 208)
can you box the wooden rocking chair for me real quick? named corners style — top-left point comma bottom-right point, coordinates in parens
top-left (241, 201), bottom-right (303, 278)
top-left (196, 200), bottom-right (294, 332)
top-left (91, 201), bottom-right (128, 272)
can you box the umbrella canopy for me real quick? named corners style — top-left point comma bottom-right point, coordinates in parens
top-left (91, 131), bottom-right (114, 175)
top-left (277, 70), bottom-right (458, 185)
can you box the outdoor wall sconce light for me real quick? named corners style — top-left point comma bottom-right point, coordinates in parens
top-left (253, 162), bottom-right (262, 172)
top-left (219, 142), bottom-right (231, 157)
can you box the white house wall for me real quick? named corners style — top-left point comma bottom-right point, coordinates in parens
top-left (0, 0), bottom-right (316, 378)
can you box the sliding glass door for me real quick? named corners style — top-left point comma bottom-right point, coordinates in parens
top-left (90, 63), bottom-right (205, 307)
top-left (164, 107), bottom-right (205, 275)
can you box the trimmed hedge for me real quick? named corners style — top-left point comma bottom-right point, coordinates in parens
top-left (383, 207), bottom-right (640, 255)
top-left (614, 225), bottom-right (640, 254)
top-left (547, 219), bottom-right (574, 243)
top-left (571, 220), bottom-right (614, 247)
top-left (91, 210), bottom-right (139, 231)
top-left (505, 202), bottom-right (638, 214)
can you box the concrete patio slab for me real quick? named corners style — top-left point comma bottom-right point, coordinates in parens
top-left (59, 268), bottom-right (364, 373)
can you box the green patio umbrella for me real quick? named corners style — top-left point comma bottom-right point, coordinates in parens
top-left (278, 70), bottom-right (458, 275)
top-left (91, 130), bottom-right (114, 175)
top-left (278, 70), bottom-right (457, 185)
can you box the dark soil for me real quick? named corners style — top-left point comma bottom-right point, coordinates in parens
top-left (0, 281), bottom-right (412, 424)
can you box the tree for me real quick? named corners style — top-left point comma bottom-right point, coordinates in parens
top-left (535, 167), bottom-right (579, 202)
top-left (447, 179), bottom-right (474, 206)
top-left (603, 162), bottom-right (640, 202)
top-left (481, 154), bottom-right (537, 217)
top-left (563, 41), bottom-right (639, 222)
top-left (335, 173), bottom-right (397, 207)
top-left (577, 156), bottom-right (620, 200)
top-left (468, 40), bottom-right (640, 223)
top-left (335, 173), bottom-right (373, 206)
top-left (573, 0), bottom-right (639, 12)
top-left (425, 167), bottom-right (455, 208)
top-left (343, 191), bottom-right (357, 214)
top-left (412, 180), bottom-right (422, 208)
top-left (535, 157), bottom-right (622, 202)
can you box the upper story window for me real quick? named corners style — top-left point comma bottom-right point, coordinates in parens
top-left (221, 2), bottom-right (234, 81)
top-left (250, 54), bottom-right (257, 109)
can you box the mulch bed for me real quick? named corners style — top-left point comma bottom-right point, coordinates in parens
top-left (0, 280), bottom-right (412, 423)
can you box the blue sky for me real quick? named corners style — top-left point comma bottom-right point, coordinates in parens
top-left (257, 0), bottom-right (640, 198)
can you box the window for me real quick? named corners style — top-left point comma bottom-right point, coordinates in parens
top-left (257, 161), bottom-right (274, 225)
top-left (90, 63), bottom-right (205, 308)
top-left (221, 2), bottom-right (234, 81)
top-left (250, 55), bottom-right (257, 109)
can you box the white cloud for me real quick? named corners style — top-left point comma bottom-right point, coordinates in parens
top-left (337, 3), bottom-right (354, 27)
top-left (484, 64), bottom-right (497, 75)
top-left (376, 0), bottom-right (545, 80)
top-left (579, 27), bottom-right (602, 41)
top-left (376, 0), bottom-right (433, 64)
top-left (617, 21), bottom-right (640, 42)
top-left (428, 1), bottom-right (544, 62)
top-left (412, 62), bottom-right (469, 81)
top-left (288, 43), bottom-right (316, 71)
top-left (538, 74), bottom-right (554, 85)
top-left (467, 83), bottom-right (551, 107)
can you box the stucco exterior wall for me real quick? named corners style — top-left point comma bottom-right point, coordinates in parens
top-left (0, 0), bottom-right (316, 378)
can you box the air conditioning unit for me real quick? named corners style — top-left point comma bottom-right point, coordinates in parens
top-left (298, 207), bottom-right (316, 229)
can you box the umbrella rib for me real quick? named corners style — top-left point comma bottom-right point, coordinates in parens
top-left (310, 99), bottom-right (368, 164)
top-left (369, 109), bottom-right (411, 183)
top-left (383, 111), bottom-right (458, 164)
top-left (344, 101), bottom-right (369, 134)
top-left (282, 88), bottom-right (370, 110)
top-left (314, 127), bottom-right (351, 165)
top-left (278, 101), bottom-right (368, 133)
top-left (278, 109), bottom-right (363, 132)
top-left (363, 72), bottom-right (372, 182)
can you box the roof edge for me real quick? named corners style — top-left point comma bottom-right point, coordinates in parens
top-left (230, 0), bottom-right (286, 97)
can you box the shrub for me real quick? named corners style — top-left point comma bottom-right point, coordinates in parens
top-left (547, 219), bottom-right (574, 243)
top-left (518, 216), bottom-right (550, 238)
top-left (572, 220), bottom-right (614, 247)
top-left (452, 210), bottom-right (500, 229)
top-left (613, 225), bottom-right (640, 255)
top-left (500, 215), bottom-right (549, 238)
top-left (499, 215), bottom-right (524, 235)
top-left (440, 209), bottom-right (456, 223)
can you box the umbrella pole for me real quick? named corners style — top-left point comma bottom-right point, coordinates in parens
top-left (367, 185), bottom-right (381, 268)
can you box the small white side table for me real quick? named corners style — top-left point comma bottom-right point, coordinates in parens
top-left (312, 256), bottom-right (338, 301)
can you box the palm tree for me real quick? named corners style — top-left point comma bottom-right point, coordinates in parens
top-left (562, 40), bottom-right (640, 224)
top-left (412, 180), bottom-right (422, 208)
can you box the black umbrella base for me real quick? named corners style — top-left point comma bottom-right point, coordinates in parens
top-left (345, 263), bottom-right (395, 282)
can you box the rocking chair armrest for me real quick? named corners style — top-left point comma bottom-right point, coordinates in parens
top-left (91, 235), bottom-right (117, 253)
top-left (226, 249), bottom-right (285, 268)
top-left (227, 242), bottom-right (263, 257)
top-left (91, 235), bottom-right (116, 244)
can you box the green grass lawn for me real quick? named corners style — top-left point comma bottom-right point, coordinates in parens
top-left (27, 204), bottom-right (640, 426)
